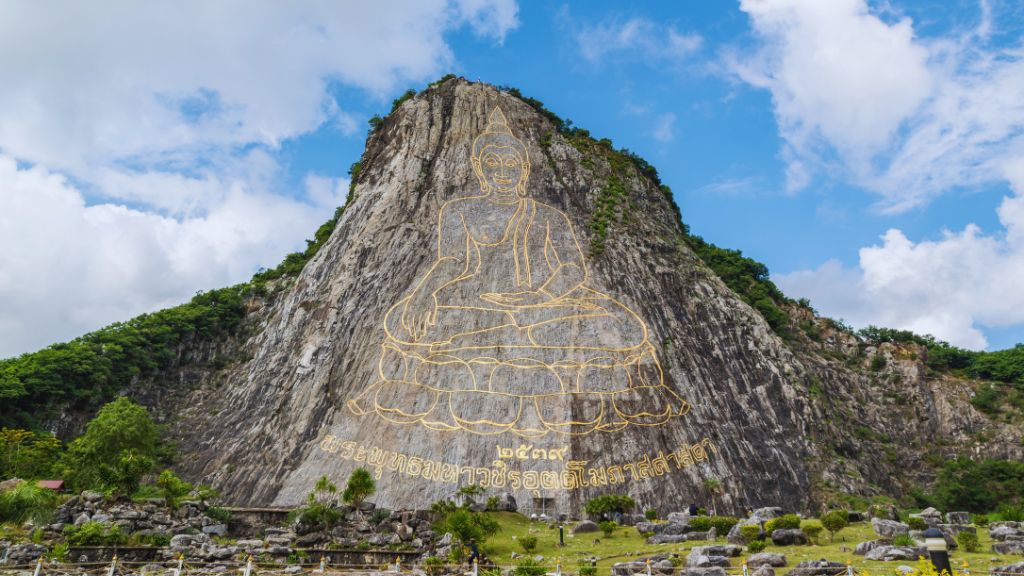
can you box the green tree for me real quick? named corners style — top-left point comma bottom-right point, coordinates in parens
top-left (62, 397), bottom-right (161, 492)
top-left (313, 474), bottom-right (338, 504)
top-left (703, 479), bottom-right (723, 514)
top-left (0, 428), bottom-right (61, 479)
top-left (933, 458), bottom-right (1024, 512)
top-left (156, 469), bottom-right (193, 509)
top-left (342, 467), bottom-right (376, 511)
top-left (432, 506), bottom-right (499, 558)
top-left (820, 510), bottom-right (849, 542)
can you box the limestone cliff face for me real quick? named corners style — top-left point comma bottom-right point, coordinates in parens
top-left (158, 79), bottom-right (1021, 513)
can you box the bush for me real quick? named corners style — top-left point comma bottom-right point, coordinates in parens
top-left (206, 506), bottom-right (232, 524)
top-left (486, 496), bottom-right (501, 511)
top-left (370, 508), bottom-right (391, 526)
top-left (998, 503), bottom-right (1024, 522)
top-left (432, 506), bottom-right (499, 551)
top-left (342, 468), bottom-right (376, 510)
top-left (519, 536), bottom-right (538, 552)
top-left (156, 469), bottom-right (192, 509)
top-left (644, 508), bottom-right (658, 521)
top-left (584, 494), bottom-right (635, 517)
top-left (0, 481), bottom-right (57, 524)
top-left (932, 458), bottom-right (1024, 512)
top-left (61, 397), bottom-right (161, 494)
top-left (972, 513), bottom-right (991, 526)
top-left (514, 558), bottom-right (547, 576)
top-left (689, 515), bottom-right (740, 534)
top-left (599, 520), bottom-right (618, 537)
top-left (739, 525), bottom-right (763, 544)
top-left (892, 534), bottom-right (915, 547)
top-left (957, 531), bottom-right (979, 552)
top-left (63, 521), bottom-right (127, 546)
top-left (907, 517), bottom-right (928, 531)
top-left (747, 540), bottom-right (767, 553)
top-left (578, 563), bottom-right (597, 576)
top-left (820, 510), bottom-right (849, 542)
top-left (801, 520), bottom-right (823, 545)
top-left (765, 514), bottom-right (801, 533)
top-left (423, 556), bottom-right (446, 576)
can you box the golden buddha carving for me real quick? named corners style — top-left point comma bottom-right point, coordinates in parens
top-left (348, 107), bottom-right (689, 437)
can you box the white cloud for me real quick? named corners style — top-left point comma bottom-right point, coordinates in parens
top-left (0, 1), bottom-right (519, 358)
top-left (0, 154), bottom-right (347, 357)
top-left (737, 0), bottom-right (1024, 349)
top-left (777, 163), bottom-right (1024, 350)
top-left (574, 16), bottom-right (702, 64)
top-left (652, 112), bottom-right (677, 143)
top-left (732, 0), bottom-right (1024, 210)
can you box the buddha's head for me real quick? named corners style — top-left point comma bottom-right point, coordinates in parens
top-left (471, 107), bottom-right (530, 201)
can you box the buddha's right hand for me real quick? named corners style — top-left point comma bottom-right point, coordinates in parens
top-left (402, 291), bottom-right (437, 341)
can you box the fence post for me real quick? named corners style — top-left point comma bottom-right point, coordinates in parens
top-left (646, 558), bottom-right (652, 576)
top-left (473, 557), bottom-right (478, 576)
top-left (395, 555), bottom-right (401, 573)
top-left (107, 554), bottom-right (118, 576)
top-left (556, 558), bottom-right (562, 576)
top-left (243, 555), bottom-right (254, 576)
top-left (33, 556), bottom-right (43, 576)
top-left (318, 555), bottom-right (326, 573)
top-left (742, 562), bottom-right (749, 576)
top-left (960, 560), bottom-right (969, 576)
top-left (846, 559), bottom-right (854, 576)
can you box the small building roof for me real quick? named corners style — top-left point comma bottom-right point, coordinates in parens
top-left (37, 480), bottom-right (65, 490)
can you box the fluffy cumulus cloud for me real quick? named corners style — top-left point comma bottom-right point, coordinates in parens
top-left (778, 158), bottom-right (1024, 349)
top-left (736, 0), bottom-right (1024, 349)
top-left (0, 1), bottom-right (519, 358)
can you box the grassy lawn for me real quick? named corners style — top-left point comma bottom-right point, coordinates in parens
top-left (481, 513), bottom-right (1023, 575)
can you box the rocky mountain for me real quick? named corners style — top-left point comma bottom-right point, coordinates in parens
top-left (19, 77), bottom-right (1024, 513)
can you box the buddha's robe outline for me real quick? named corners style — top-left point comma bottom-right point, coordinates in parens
top-left (349, 193), bottom-right (688, 437)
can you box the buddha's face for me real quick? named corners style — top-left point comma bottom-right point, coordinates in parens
top-left (473, 145), bottom-right (528, 195)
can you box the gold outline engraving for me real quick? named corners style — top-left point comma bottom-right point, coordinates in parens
top-left (348, 107), bottom-right (689, 437)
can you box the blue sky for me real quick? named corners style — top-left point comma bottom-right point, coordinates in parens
top-left (1, 0), bottom-right (1023, 356)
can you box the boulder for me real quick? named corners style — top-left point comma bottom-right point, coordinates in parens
top-left (770, 529), bottom-right (807, 546)
top-left (7, 543), bottom-right (46, 563)
top-left (612, 558), bottom-right (675, 576)
top-left (751, 508), bottom-right (785, 522)
top-left (937, 524), bottom-right (975, 537)
top-left (751, 566), bottom-right (775, 576)
top-left (667, 512), bottom-right (691, 524)
top-left (690, 545), bottom-right (742, 558)
top-left (993, 562), bottom-right (1024, 576)
top-left (170, 534), bottom-right (194, 549)
top-left (865, 546), bottom-right (923, 561)
top-left (854, 540), bottom-right (886, 556)
top-left (74, 512), bottom-right (91, 526)
top-left (992, 541), bottom-right (1024, 555)
top-left (746, 553), bottom-right (786, 568)
top-left (658, 522), bottom-right (690, 536)
top-left (788, 560), bottom-right (848, 576)
top-left (990, 525), bottom-right (1024, 541)
top-left (871, 518), bottom-right (910, 538)
top-left (946, 512), bottom-right (970, 525)
top-left (682, 569), bottom-right (728, 576)
top-left (294, 532), bottom-right (326, 546)
top-left (686, 554), bottom-right (730, 568)
top-left (202, 523), bottom-right (228, 536)
top-left (636, 522), bottom-right (658, 534)
top-left (81, 490), bottom-right (103, 502)
top-left (236, 539), bottom-right (264, 549)
top-left (573, 520), bottom-right (600, 533)
top-left (648, 534), bottom-right (689, 545)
